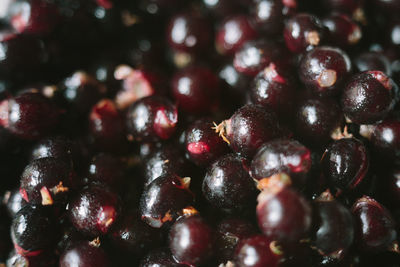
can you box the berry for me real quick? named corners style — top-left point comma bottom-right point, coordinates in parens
top-left (299, 46), bottom-right (352, 96)
top-left (354, 52), bottom-right (392, 76)
top-left (203, 154), bottom-right (257, 213)
top-left (250, 138), bottom-right (312, 187)
top-left (87, 153), bottom-right (126, 189)
top-left (215, 104), bottom-right (281, 158)
top-left (59, 240), bottom-right (111, 267)
top-left (169, 215), bottom-right (215, 266)
top-left (322, 138), bottom-right (369, 193)
top-left (322, 14), bottom-right (362, 48)
top-left (139, 248), bottom-right (185, 267)
top-left (284, 13), bottom-right (324, 53)
top-left (68, 184), bottom-right (121, 237)
top-left (184, 118), bottom-right (229, 166)
top-left (126, 95), bottom-right (178, 142)
top-left (341, 71), bottom-right (399, 124)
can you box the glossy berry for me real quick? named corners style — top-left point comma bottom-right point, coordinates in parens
top-left (215, 218), bottom-right (257, 263)
top-left (202, 0), bottom-right (243, 17)
top-left (322, 14), bottom-right (362, 48)
top-left (126, 95), bottom-right (178, 142)
top-left (234, 235), bottom-right (282, 267)
top-left (384, 169), bottom-right (400, 205)
top-left (7, 250), bottom-right (58, 267)
top-left (143, 144), bottom-right (189, 186)
top-left (59, 240), bottom-right (110, 267)
top-left (299, 46), bottom-right (352, 96)
top-left (11, 204), bottom-right (59, 256)
top-left (250, 139), bottom-right (312, 187)
top-left (234, 40), bottom-right (292, 77)
top-left (0, 92), bottom-right (60, 140)
top-left (250, 63), bottom-right (296, 119)
top-left (20, 157), bottom-right (75, 205)
top-left (89, 99), bottom-right (126, 151)
top-left (354, 52), bottom-right (392, 76)
top-left (171, 66), bottom-right (220, 114)
top-left (7, 0), bottom-right (60, 35)
top-left (362, 117), bottom-right (400, 160)
top-left (257, 187), bottom-right (312, 243)
top-left (68, 184), bottom-right (121, 237)
top-left (322, 138), bottom-right (369, 192)
top-left (215, 15), bottom-right (258, 56)
top-left (215, 104), bottom-right (281, 158)
top-left (140, 174), bottom-right (194, 228)
top-left (311, 199), bottom-right (354, 258)
top-left (110, 212), bottom-right (164, 256)
top-left (169, 215), bottom-right (215, 266)
top-left (140, 248), bottom-right (186, 267)
top-left (294, 97), bottom-right (343, 147)
top-left (184, 118), bottom-right (229, 166)
top-left (284, 13), bottom-right (324, 53)
top-left (87, 153), bottom-right (126, 189)
top-left (320, 0), bottom-right (363, 15)
top-left (203, 154), bottom-right (257, 213)
top-left (250, 0), bottom-right (297, 36)
top-left (351, 196), bottom-right (398, 252)
top-left (341, 71), bottom-right (399, 124)
top-left (166, 12), bottom-right (212, 54)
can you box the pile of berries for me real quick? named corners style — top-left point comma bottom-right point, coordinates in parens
top-left (0, 0), bottom-right (400, 266)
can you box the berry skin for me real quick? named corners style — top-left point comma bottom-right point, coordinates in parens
top-left (59, 240), bottom-right (111, 267)
top-left (126, 95), bottom-right (178, 142)
top-left (11, 204), bottom-right (59, 256)
top-left (351, 196), bottom-right (398, 252)
top-left (215, 104), bottom-right (282, 158)
top-left (250, 139), bottom-right (312, 187)
top-left (215, 15), bottom-right (258, 56)
top-left (321, 138), bottom-right (369, 193)
top-left (354, 52), bottom-right (392, 76)
top-left (250, 63), bottom-right (296, 119)
top-left (299, 46), bottom-right (352, 96)
top-left (257, 186), bottom-right (312, 243)
top-left (139, 248), bottom-right (185, 267)
top-left (311, 199), bottom-right (354, 258)
top-left (68, 184), bottom-right (121, 237)
top-left (202, 154), bottom-right (257, 213)
top-left (184, 118), bottom-right (229, 166)
top-left (284, 13), bottom-right (325, 53)
top-left (87, 153), bottom-right (126, 189)
top-left (341, 71), bottom-right (399, 124)
top-left (234, 235), bottom-right (282, 267)
top-left (140, 174), bottom-right (194, 228)
top-left (171, 65), bottom-right (220, 114)
top-left (169, 215), bottom-right (215, 266)
top-left (322, 14), bottom-right (362, 48)
top-left (20, 157), bottom-right (76, 205)
top-left (0, 92), bottom-right (60, 140)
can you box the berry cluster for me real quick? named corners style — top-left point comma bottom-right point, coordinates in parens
top-left (0, 0), bottom-right (399, 266)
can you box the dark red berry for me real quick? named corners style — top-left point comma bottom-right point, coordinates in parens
top-left (234, 235), bottom-right (282, 267)
top-left (126, 95), bottom-right (178, 142)
top-left (68, 184), bottom-right (121, 237)
top-left (59, 240), bottom-right (111, 267)
top-left (3, 189), bottom-right (27, 217)
top-left (250, 63), bottom-right (296, 119)
top-left (184, 118), bottom-right (229, 166)
top-left (299, 46), bottom-right (352, 96)
top-left (322, 14), bottom-right (362, 48)
top-left (257, 187), bottom-right (312, 243)
top-left (215, 15), bottom-right (258, 56)
top-left (140, 174), bottom-right (194, 228)
top-left (203, 154), bottom-right (257, 213)
top-left (171, 65), bottom-right (220, 114)
top-left (341, 71), bottom-right (399, 124)
top-left (169, 215), bottom-right (215, 266)
top-left (215, 104), bottom-right (281, 158)
top-left (139, 248), bottom-right (185, 267)
top-left (284, 13), bottom-right (324, 53)
top-left (354, 52), bottom-right (392, 76)
top-left (11, 204), bottom-right (59, 256)
top-left (20, 157), bottom-right (75, 205)
top-left (250, 138), bottom-right (312, 187)
top-left (0, 92), bottom-right (60, 140)
top-left (322, 138), bottom-right (369, 193)
top-left (351, 196), bottom-right (398, 252)
top-left (87, 153), bottom-right (126, 189)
